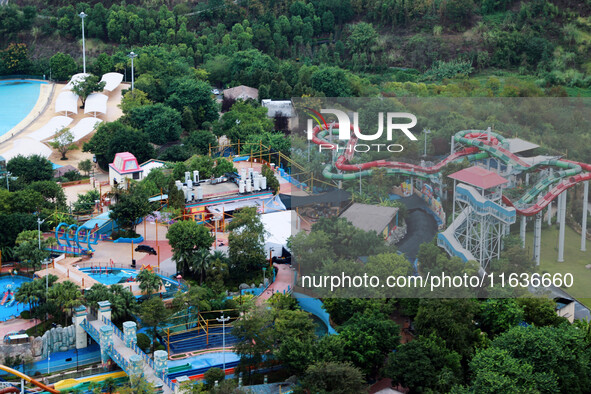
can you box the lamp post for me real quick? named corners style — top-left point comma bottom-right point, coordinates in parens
top-left (216, 315), bottom-right (230, 371)
top-left (423, 129), bottom-right (431, 157)
top-left (79, 12), bottom-right (87, 74)
top-left (5, 171), bottom-right (10, 191)
top-left (128, 52), bottom-right (137, 90)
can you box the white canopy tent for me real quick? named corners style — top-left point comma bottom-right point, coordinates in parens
top-left (29, 116), bottom-right (73, 141)
top-left (260, 211), bottom-right (297, 257)
top-left (1, 138), bottom-right (52, 160)
top-left (62, 73), bottom-right (89, 91)
top-left (55, 91), bottom-right (79, 116)
top-left (84, 93), bottom-right (108, 117)
top-left (69, 117), bottom-right (103, 142)
top-left (100, 72), bottom-right (124, 92)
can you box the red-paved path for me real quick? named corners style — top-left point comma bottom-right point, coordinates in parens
top-left (136, 240), bottom-right (173, 268)
top-left (256, 263), bottom-right (295, 305)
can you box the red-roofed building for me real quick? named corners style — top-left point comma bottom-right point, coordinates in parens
top-left (448, 166), bottom-right (508, 190)
top-left (109, 152), bottom-right (143, 189)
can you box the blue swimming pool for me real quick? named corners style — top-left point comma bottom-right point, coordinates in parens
top-left (0, 79), bottom-right (48, 137)
top-left (79, 268), bottom-right (181, 294)
top-left (0, 275), bottom-right (33, 322)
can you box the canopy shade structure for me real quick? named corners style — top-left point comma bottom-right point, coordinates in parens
top-left (70, 117), bottom-right (103, 142)
top-left (260, 210), bottom-right (296, 256)
top-left (29, 116), bottom-right (73, 141)
top-left (55, 91), bottom-right (79, 116)
top-left (84, 93), bottom-right (108, 117)
top-left (62, 73), bottom-right (89, 91)
top-left (448, 166), bottom-right (508, 190)
top-left (100, 72), bottom-right (124, 92)
top-left (2, 137), bottom-right (52, 160)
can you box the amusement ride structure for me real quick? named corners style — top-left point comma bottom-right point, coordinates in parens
top-left (310, 123), bottom-right (591, 270)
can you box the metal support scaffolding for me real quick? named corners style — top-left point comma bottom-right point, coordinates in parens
top-left (534, 212), bottom-right (542, 266)
top-left (520, 216), bottom-right (526, 248)
top-left (558, 190), bottom-right (566, 262)
top-left (452, 183), bottom-right (515, 270)
top-left (582, 181), bottom-right (588, 252)
top-left (547, 201), bottom-right (552, 225)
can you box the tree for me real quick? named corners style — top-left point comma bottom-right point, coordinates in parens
top-left (49, 52), bottom-right (78, 81)
top-left (227, 207), bottom-right (266, 279)
top-left (414, 299), bottom-right (481, 360)
top-left (139, 297), bottom-right (171, 355)
top-left (346, 23), bottom-right (378, 57)
top-left (261, 165), bottom-right (280, 195)
top-left (136, 269), bottom-right (162, 297)
top-left (118, 375), bottom-right (156, 394)
top-left (83, 121), bottom-right (155, 170)
top-left (127, 103), bottom-right (182, 145)
top-left (0, 43), bottom-right (30, 74)
top-left (108, 186), bottom-right (153, 235)
top-left (71, 74), bottom-right (106, 107)
top-left (517, 297), bottom-right (565, 327)
top-left (204, 367), bottom-right (225, 389)
top-left (14, 230), bottom-right (50, 271)
top-left (26, 180), bottom-right (67, 210)
top-left (385, 334), bottom-right (462, 393)
top-left (337, 312), bottom-right (400, 377)
top-left (49, 127), bottom-right (78, 160)
top-left (232, 305), bottom-right (275, 380)
top-left (310, 66), bottom-right (353, 97)
top-left (166, 220), bottom-right (214, 277)
top-left (165, 77), bottom-right (218, 127)
top-left (119, 89), bottom-right (153, 114)
top-left (301, 362), bottom-right (366, 394)
top-left (101, 377), bottom-right (118, 394)
top-left (214, 101), bottom-right (274, 143)
top-left (78, 159), bottom-right (93, 176)
top-left (7, 154), bottom-right (53, 184)
top-left (477, 299), bottom-right (525, 337)
top-left (185, 130), bottom-right (217, 155)
top-left (48, 280), bottom-right (82, 326)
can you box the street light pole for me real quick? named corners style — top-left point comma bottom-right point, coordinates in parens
top-left (423, 129), bottom-right (431, 157)
top-left (128, 52), bottom-right (137, 90)
top-left (216, 315), bottom-right (230, 371)
top-left (79, 12), bottom-right (87, 74)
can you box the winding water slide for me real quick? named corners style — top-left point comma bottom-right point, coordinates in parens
top-left (0, 365), bottom-right (60, 394)
top-left (310, 124), bottom-right (591, 216)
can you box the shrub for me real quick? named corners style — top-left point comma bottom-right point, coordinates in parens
top-left (137, 333), bottom-right (151, 352)
top-left (204, 367), bottom-right (225, 389)
top-left (424, 59), bottom-right (474, 81)
top-left (20, 310), bottom-right (31, 319)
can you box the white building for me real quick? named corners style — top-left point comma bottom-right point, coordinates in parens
top-left (109, 152), bottom-right (143, 189)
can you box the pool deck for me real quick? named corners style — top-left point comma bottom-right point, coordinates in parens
top-left (0, 81), bottom-right (128, 171)
top-left (0, 80), bottom-right (53, 145)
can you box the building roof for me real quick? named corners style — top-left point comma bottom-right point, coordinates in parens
top-left (54, 165), bottom-right (78, 178)
top-left (340, 203), bottom-right (399, 234)
top-left (504, 138), bottom-right (539, 154)
top-left (448, 166), bottom-right (508, 190)
top-left (223, 85), bottom-right (259, 101)
top-left (261, 99), bottom-right (295, 117)
top-left (109, 152), bottom-right (142, 174)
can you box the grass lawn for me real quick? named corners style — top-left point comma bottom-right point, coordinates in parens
top-left (525, 225), bottom-right (591, 308)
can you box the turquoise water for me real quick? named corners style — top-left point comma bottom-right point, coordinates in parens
top-left (0, 80), bottom-right (47, 137)
top-left (79, 268), bottom-right (181, 293)
top-left (168, 351), bottom-right (239, 370)
top-left (80, 267), bottom-right (137, 285)
top-left (0, 275), bottom-right (33, 322)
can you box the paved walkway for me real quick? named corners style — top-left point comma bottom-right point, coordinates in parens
top-left (256, 263), bottom-right (295, 305)
top-left (87, 318), bottom-right (173, 394)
